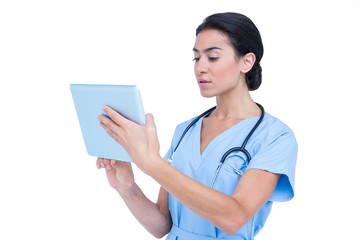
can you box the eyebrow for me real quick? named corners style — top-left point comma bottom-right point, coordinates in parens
top-left (192, 46), bottom-right (222, 53)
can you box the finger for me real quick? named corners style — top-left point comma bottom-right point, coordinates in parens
top-left (110, 159), bottom-right (118, 166)
top-left (97, 114), bottom-right (123, 142)
top-left (97, 114), bottom-right (120, 132)
top-left (96, 157), bottom-right (103, 169)
top-left (96, 158), bottom-right (113, 169)
top-left (102, 158), bottom-right (112, 168)
top-left (102, 106), bottom-right (129, 126)
top-left (110, 159), bottom-right (131, 170)
top-left (96, 158), bottom-right (107, 169)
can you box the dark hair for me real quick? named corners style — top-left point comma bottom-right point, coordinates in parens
top-left (196, 12), bottom-right (263, 91)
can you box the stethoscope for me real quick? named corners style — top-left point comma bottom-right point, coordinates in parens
top-left (168, 103), bottom-right (265, 188)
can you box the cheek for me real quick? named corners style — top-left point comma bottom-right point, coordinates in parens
top-left (216, 63), bottom-right (241, 83)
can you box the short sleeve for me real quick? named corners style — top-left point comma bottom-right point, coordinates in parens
top-left (162, 119), bottom-right (195, 162)
top-left (248, 131), bottom-right (298, 202)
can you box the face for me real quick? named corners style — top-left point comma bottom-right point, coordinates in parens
top-left (193, 29), bottom-right (246, 98)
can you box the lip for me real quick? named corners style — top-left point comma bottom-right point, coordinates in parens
top-left (198, 79), bottom-right (211, 84)
top-left (198, 79), bottom-right (211, 88)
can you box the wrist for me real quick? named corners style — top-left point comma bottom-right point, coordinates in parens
top-left (139, 153), bottom-right (166, 176)
top-left (117, 181), bottom-right (138, 199)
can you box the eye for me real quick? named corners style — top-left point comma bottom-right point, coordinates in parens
top-left (193, 57), bottom-right (200, 62)
top-left (208, 57), bottom-right (219, 62)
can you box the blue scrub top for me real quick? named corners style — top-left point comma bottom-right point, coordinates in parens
top-left (163, 111), bottom-right (298, 240)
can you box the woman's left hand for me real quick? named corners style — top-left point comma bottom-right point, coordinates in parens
top-left (97, 106), bottom-right (161, 173)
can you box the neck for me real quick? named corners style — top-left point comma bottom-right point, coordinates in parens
top-left (213, 93), bottom-right (261, 120)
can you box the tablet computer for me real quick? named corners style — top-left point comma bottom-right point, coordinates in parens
top-left (70, 83), bottom-right (146, 162)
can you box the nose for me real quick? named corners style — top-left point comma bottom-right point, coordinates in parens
top-left (194, 58), bottom-right (207, 76)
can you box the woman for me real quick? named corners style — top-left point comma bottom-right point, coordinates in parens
top-left (97, 12), bottom-right (298, 239)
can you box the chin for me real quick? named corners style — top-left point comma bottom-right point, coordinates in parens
top-left (199, 91), bottom-right (215, 98)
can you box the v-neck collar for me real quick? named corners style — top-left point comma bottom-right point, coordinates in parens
top-left (195, 114), bottom-right (264, 161)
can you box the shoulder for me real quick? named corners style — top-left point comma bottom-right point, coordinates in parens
top-left (260, 113), bottom-right (296, 138)
top-left (251, 112), bottom-right (298, 154)
top-left (173, 116), bottom-right (198, 136)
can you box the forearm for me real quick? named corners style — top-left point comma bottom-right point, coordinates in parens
top-left (146, 159), bottom-right (249, 234)
top-left (117, 183), bottom-right (171, 238)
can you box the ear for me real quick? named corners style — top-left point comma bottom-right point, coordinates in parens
top-left (240, 52), bottom-right (256, 73)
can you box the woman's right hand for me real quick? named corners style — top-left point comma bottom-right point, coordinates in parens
top-left (96, 158), bottom-right (135, 195)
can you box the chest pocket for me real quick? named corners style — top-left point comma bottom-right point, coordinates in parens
top-left (223, 151), bottom-right (249, 180)
top-left (212, 151), bottom-right (249, 193)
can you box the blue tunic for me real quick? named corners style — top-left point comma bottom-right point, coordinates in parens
top-left (163, 111), bottom-right (298, 240)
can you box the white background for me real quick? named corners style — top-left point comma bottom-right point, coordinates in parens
top-left (1, 0), bottom-right (359, 239)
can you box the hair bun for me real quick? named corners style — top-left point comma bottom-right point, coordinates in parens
top-left (246, 63), bottom-right (262, 91)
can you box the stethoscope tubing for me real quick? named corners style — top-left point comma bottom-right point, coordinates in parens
top-left (170, 103), bottom-right (265, 188)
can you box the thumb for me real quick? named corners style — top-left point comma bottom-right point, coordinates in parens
top-left (110, 159), bottom-right (130, 170)
top-left (145, 113), bottom-right (160, 150)
top-left (146, 113), bottom-right (157, 135)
